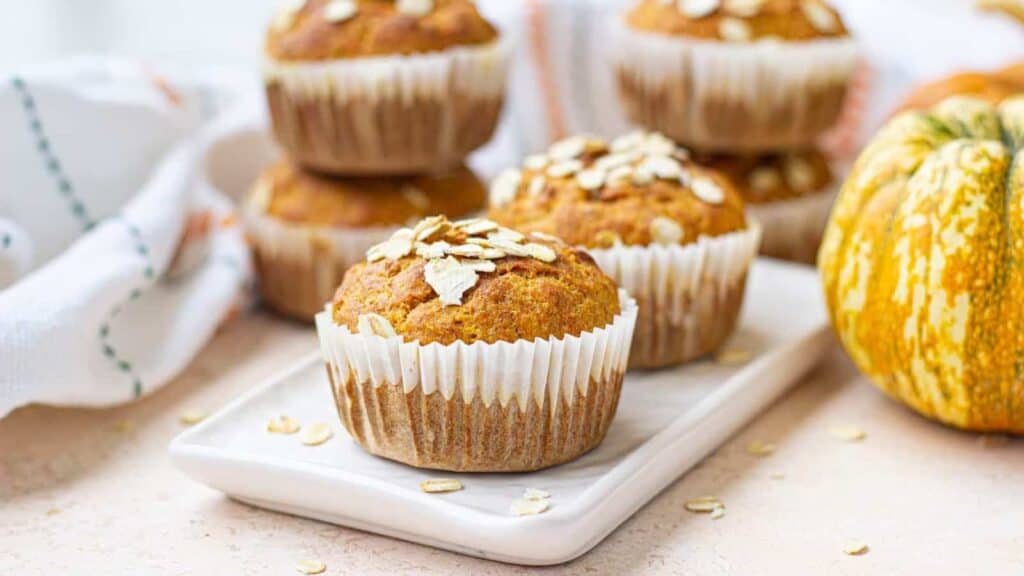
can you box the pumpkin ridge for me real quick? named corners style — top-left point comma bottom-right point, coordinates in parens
top-left (1002, 149), bottom-right (1024, 429)
top-left (956, 142), bottom-right (1012, 429)
top-left (820, 114), bottom-right (941, 321)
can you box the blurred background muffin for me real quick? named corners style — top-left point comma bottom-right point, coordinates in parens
top-left (317, 216), bottom-right (637, 471)
top-left (244, 159), bottom-right (485, 321)
top-left (613, 0), bottom-right (858, 152)
top-left (695, 149), bottom-right (836, 263)
top-left (488, 131), bottom-right (760, 368)
top-left (263, 0), bottom-right (509, 174)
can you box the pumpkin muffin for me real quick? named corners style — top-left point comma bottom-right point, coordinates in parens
top-left (614, 0), bottom-right (858, 151)
top-left (488, 131), bottom-right (761, 369)
top-left (898, 60), bottom-right (1024, 113)
top-left (244, 159), bottom-right (485, 321)
top-left (696, 149), bottom-right (836, 263)
top-left (316, 216), bottom-right (638, 472)
top-left (263, 0), bottom-right (508, 174)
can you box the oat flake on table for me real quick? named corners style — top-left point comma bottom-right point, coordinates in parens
top-left (267, 414), bottom-right (301, 435)
top-left (511, 498), bottom-right (550, 516)
top-left (296, 559), bottom-right (326, 574)
top-left (746, 440), bottom-right (776, 457)
top-left (829, 425), bottom-right (866, 442)
top-left (420, 478), bottom-right (464, 494)
top-left (300, 422), bottom-right (333, 446)
top-left (684, 495), bottom-right (724, 513)
top-left (179, 409), bottom-right (207, 426)
top-left (842, 541), bottom-right (869, 556)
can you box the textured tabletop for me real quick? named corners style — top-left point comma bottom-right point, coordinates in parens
top-left (2, 312), bottom-right (1021, 575)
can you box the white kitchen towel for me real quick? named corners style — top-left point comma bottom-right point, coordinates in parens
top-left (0, 58), bottom-right (253, 418)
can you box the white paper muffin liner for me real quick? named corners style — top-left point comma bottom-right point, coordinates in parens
top-left (612, 22), bottom-right (858, 151)
top-left (748, 187), bottom-right (838, 264)
top-left (587, 224), bottom-right (761, 368)
top-left (244, 206), bottom-right (397, 321)
top-left (315, 290), bottom-right (638, 472)
top-left (263, 39), bottom-right (510, 174)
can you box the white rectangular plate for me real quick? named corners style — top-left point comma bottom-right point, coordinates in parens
top-left (170, 259), bottom-right (830, 566)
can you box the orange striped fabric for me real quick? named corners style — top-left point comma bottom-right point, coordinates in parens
top-left (525, 0), bottom-right (567, 143)
top-left (822, 58), bottom-right (873, 163)
top-left (140, 64), bottom-right (184, 109)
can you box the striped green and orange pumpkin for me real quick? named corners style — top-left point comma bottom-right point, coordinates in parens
top-left (819, 95), bottom-right (1024, 433)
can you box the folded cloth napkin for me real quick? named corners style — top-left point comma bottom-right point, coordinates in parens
top-left (0, 58), bottom-right (253, 418)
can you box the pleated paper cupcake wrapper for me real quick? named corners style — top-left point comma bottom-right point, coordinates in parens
top-left (244, 207), bottom-right (396, 321)
top-left (263, 39), bottom-right (510, 175)
top-left (587, 225), bottom-right (761, 369)
top-left (748, 187), bottom-right (838, 264)
top-left (612, 23), bottom-right (858, 152)
top-left (315, 290), bottom-right (638, 472)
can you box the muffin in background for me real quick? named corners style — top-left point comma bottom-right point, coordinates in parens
top-left (317, 216), bottom-right (638, 472)
top-left (244, 159), bottom-right (485, 321)
top-left (614, 0), bottom-right (858, 151)
top-left (697, 149), bottom-right (836, 264)
top-left (263, 0), bottom-right (509, 174)
top-left (897, 60), bottom-right (1024, 112)
top-left (488, 131), bottom-right (761, 369)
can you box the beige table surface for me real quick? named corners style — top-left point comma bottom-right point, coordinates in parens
top-left (2, 311), bottom-right (1022, 575)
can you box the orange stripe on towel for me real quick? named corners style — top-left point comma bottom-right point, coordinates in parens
top-left (526, 0), bottom-right (567, 143)
top-left (822, 59), bottom-right (872, 163)
top-left (140, 65), bottom-right (184, 109)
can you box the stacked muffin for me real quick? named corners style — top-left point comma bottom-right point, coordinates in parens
top-left (488, 132), bottom-right (760, 369)
top-left (245, 0), bottom-right (509, 320)
top-left (612, 0), bottom-right (858, 263)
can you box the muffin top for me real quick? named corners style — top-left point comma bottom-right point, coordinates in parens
top-left (625, 0), bottom-right (849, 42)
top-left (247, 159), bottom-right (485, 228)
top-left (487, 132), bottom-right (747, 249)
top-left (266, 0), bottom-right (499, 61)
top-left (331, 216), bottom-right (621, 345)
top-left (694, 149), bottom-right (833, 204)
top-left (898, 61), bottom-right (1024, 112)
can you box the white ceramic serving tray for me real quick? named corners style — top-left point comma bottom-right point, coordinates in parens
top-left (170, 259), bottom-right (831, 566)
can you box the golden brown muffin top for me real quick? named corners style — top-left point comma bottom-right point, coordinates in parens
top-left (898, 61), bottom-right (1024, 113)
top-left (694, 149), bottom-right (833, 204)
top-left (331, 216), bottom-right (621, 345)
top-left (625, 0), bottom-right (849, 42)
top-left (247, 159), bottom-right (485, 228)
top-left (266, 0), bottom-right (499, 61)
top-left (486, 132), bottom-right (747, 249)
